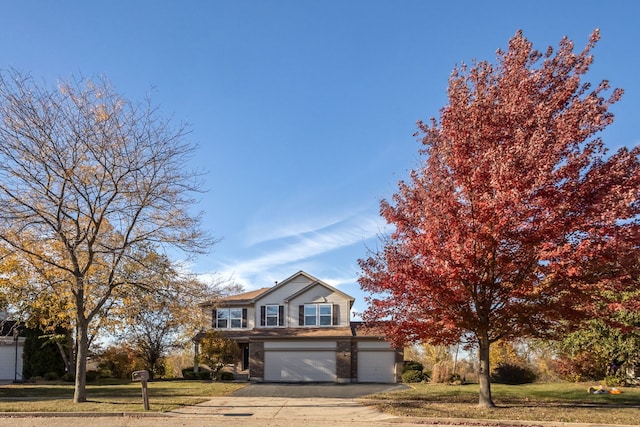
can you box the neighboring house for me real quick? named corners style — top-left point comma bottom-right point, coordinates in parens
top-left (0, 317), bottom-right (25, 382)
top-left (194, 271), bottom-right (402, 383)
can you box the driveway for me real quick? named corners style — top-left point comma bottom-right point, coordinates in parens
top-left (231, 382), bottom-right (409, 398)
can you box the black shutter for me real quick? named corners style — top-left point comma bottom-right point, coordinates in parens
top-left (212, 309), bottom-right (217, 327)
top-left (299, 305), bottom-right (304, 326)
top-left (260, 306), bottom-right (266, 326)
top-left (333, 304), bottom-right (339, 325)
top-left (278, 305), bottom-right (284, 326)
top-left (242, 308), bottom-right (248, 328)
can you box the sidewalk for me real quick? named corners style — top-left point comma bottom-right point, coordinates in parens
top-left (0, 396), bottom-right (637, 427)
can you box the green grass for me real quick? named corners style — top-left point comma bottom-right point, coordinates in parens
top-left (0, 379), bottom-right (246, 413)
top-left (364, 382), bottom-right (640, 425)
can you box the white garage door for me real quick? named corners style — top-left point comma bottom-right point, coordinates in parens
top-left (264, 341), bottom-right (336, 382)
top-left (0, 341), bottom-right (23, 380)
top-left (358, 341), bottom-right (396, 383)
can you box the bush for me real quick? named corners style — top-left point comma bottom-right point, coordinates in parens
top-left (217, 371), bottom-right (234, 381)
top-left (182, 367), bottom-right (211, 380)
top-left (603, 375), bottom-right (627, 387)
top-left (551, 353), bottom-right (607, 382)
top-left (491, 363), bottom-right (536, 384)
top-left (61, 372), bottom-right (75, 382)
top-left (85, 370), bottom-right (100, 382)
top-left (402, 369), bottom-right (424, 383)
top-left (403, 360), bottom-right (424, 373)
top-left (43, 372), bottom-right (59, 381)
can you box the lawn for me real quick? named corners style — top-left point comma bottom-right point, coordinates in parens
top-left (0, 379), bottom-right (246, 413)
top-left (364, 382), bottom-right (640, 425)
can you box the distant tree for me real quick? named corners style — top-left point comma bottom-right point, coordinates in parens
top-left (552, 289), bottom-right (640, 382)
top-left (0, 70), bottom-right (213, 402)
top-left (111, 250), bottom-right (227, 379)
top-left (97, 343), bottom-right (144, 379)
top-left (359, 30), bottom-right (640, 407)
top-left (198, 330), bottom-right (241, 378)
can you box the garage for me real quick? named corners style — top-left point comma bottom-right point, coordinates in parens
top-left (264, 341), bottom-right (337, 382)
top-left (0, 338), bottom-right (23, 381)
top-left (357, 341), bottom-right (397, 383)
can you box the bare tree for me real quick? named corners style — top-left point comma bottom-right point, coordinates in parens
top-left (0, 70), bottom-right (213, 402)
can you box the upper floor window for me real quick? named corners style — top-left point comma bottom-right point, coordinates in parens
top-left (213, 308), bottom-right (247, 328)
top-left (260, 305), bottom-right (284, 326)
top-left (302, 303), bottom-right (333, 326)
top-left (265, 305), bottom-right (279, 326)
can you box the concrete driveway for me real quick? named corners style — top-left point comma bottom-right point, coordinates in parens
top-left (231, 382), bottom-right (409, 398)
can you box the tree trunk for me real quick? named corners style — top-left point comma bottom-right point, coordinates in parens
top-left (73, 319), bottom-right (89, 403)
top-left (477, 335), bottom-right (495, 408)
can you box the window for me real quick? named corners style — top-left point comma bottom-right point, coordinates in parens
top-left (319, 304), bottom-right (332, 326)
top-left (265, 305), bottom-right (279, 326)
top-left (260, 305), bottom-right (284, 326)
top-left (230, 308), bottom-right (243, 328)
top-left (302, 303), bottom-right (333, 326)
top-left (216, 308), bottom-right (229, 328)
top-left (304, 304), bottom-right (317, 326)
top-left (214, 308), bottom-right (247, 328)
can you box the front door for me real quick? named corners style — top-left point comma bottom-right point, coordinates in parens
top-left (242, 344), bottom-right (249, 370)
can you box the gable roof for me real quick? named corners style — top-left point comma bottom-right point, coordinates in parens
top-left (223, 287), bottom-right (271, 302)
top-left (284, 280), bottom-right (354, 308)
top-left (203, 271), bottom-right (356, 307)
top-left (254, 270), bottom-right (355, 305)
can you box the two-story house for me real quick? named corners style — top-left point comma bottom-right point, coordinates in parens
top-left (194, 271), bottom-right (402, 383)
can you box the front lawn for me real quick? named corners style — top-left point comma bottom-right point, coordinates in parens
top-left (365, 382), bottom-right (640, 425)
top-left (0, 379), bottom-right (246, 413)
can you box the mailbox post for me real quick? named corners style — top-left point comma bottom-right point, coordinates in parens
top-left (132, 370), bottom-right (150, 410)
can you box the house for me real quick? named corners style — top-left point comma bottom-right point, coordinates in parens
top-left (0, 317), bottom-right (25, 382)
top-left (193, 271), bottom-right (402, 383)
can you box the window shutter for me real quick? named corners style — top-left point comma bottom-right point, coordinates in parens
top-left (299, 305), bottom-right (304, 326)
top-left (212, 309), bottom-right (217, 327)
top-left (278, 305), bottom-right (284, 326)
top-left (333, 304), bottom-right (339, 325)
top-left (260, 306), bottom-right (266, 326)
top-left (242, 308), bottom-right (248, 328)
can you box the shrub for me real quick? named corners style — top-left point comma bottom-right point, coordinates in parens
top-left (182, 367), bottom-right (211, 380)
top-left (43, 372), bottom-right (59, 381)
top-left (85, 370), bottom-right (100, 382)
top-left (491, 363), bottom-right (536, 384)
top-left (551, 353), bottom-right (607, 382)
top-left (402, 369), bottom-right (424, 383)
top-left (403, 360), bottom-right (424, 373)
top-left (61, 373), bottom-right (75, 382)
top-left (217, 371), bottom-right (234, 381)
top-left (603, 375), bottom-right (627, 387)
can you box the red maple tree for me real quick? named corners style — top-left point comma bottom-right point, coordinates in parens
top-left (358, 30), bottom-right (640, 407)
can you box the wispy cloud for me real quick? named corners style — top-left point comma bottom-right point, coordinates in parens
top-left (213, 213), bottom-right (387, 289)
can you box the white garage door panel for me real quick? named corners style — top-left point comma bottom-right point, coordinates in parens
top-left (265, 351), bottom-right (336, 382)
top-left (358, 351), bottom-right (395, 383)
top-left (0, 344), bottom-right (23, 380)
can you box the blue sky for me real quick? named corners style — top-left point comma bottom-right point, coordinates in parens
top-left (2, 1), bottom-right (639, 316)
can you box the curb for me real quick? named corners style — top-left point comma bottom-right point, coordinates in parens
top-left (384, 417), bottom-right (638, 427)
top-left (0, 412), bottom-right (170, 418)
top-left (0, 412), bottom-right (636, 427)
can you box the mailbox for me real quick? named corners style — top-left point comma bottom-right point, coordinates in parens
top-left (131, 370), bottom-right (150, 410)
top-left (132, 370), bottom-right (150, 382)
